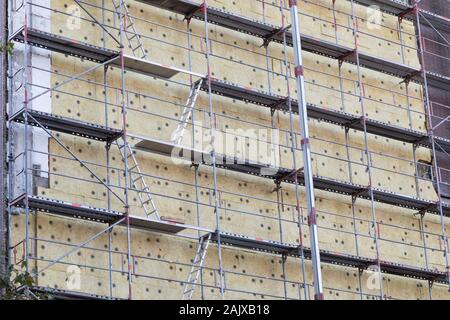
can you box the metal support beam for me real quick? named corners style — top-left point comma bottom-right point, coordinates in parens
top-left (289, 0), bottom-right (323, 300)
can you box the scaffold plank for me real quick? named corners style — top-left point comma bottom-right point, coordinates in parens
top-left (136, 0), bottom-right (449, 89)
top-left (11, 109), bottom-right (123, 142)
top-left (208, 232), bottom-right (447, 283)
top-left (10, 27), bottom-right (117, 63)
top-left (11, 27), bottom-right (449, 152)
top-left (10, 194), bottom-right (187, 234)
top-left (205, 78), bottom-right (450, 153)
top-left (132, 136), bottom-right (450, 216)
top-left (209, 232), bottom-right (297, 255)
top-left (10, 27), bottom-right (201, 80)
top-left (30, 286), bottom-right (119, 300)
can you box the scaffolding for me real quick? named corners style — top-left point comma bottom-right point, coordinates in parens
top-left (4, 0), bottom-right (450, 300)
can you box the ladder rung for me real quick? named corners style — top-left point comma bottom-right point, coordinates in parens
top-left (133, 176), bottom-right (144, 182)
top-left (138, 184), bottom-right (150, 190)
top-left (141, 198), bottom-right (153, 205)
top-left (190, 269), bottom-right (199, 275)
top-left (143, 200), bottom-right (156, 209)
top-left (128, 34), bottom-right (138, 41)
top-left (140, 190), bottom-right (152, 196)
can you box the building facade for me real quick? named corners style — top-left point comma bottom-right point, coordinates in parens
top-left (2, 0), bottom-right (450, 299)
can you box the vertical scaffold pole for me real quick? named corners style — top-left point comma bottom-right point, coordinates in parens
top-left (288, 0), bottom-right (324, 300)
top-left (22, 0), bottom-right (32, 276)
top-left (413, 3), bottom-right (450, 291)
top-left (349, 0), bottom-right (384, 299)
top-left (0, 0), bottom-right (7, 283)
top-left (186, 16), bottom-right (205, 300)
top-left (118, 0), bottom-right (133, 300)
top-left (278, 0), bottom-right (307, 300)
top-left (202, 0), bottom-right (225, 299)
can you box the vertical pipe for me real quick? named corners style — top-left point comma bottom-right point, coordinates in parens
top-left (412, 143), bottom-right (421, 199)
top-left (104, 65), bottom-right (113, 300)
top-left (101, 2), bottom-right (112, 295)
top-left (357, 268), bottom-right (364, 300)
top-left (186, 18), bottom-right (205, 300)
top-left (349, 0), bottom-right (384, 299)
top-left (203, 0), bottom-right (224, 299)
top-left (418, 213), bottom-right (431, 300)
top-left (0, 0), bottom-right (8, 283)
top-left (346, 129), bottom-right (361, 295)
top-left (23, 0), bottom-right (31, 275)
top-left (337, 63), bottom-right (346, 112)
top-left (275, 183), bottom-right (288, 299)
top-left (102, 0), bottom-right (106, 49)
top-left (6, 0), bottom-right (15, 288)
top-left (118, 0), bottom-right (133, 300)
top-left (279, 0), bottom-right (307, 299)
top-left (404, 82), bottom-right (414, 130)
top-left (262, 1), bottom-right (272, 94)
top-left (331, 0), bottom-right (338, 44)
top-left (406, 80), bottom-right (421, 199)
top-left (398, 19), bottom-right (406, 65)
top-left (414, 4), bottom-right (450, 291)
top-left (288, 0), bottom-right (324, 300)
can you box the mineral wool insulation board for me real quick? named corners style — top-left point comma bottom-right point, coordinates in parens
top-left (9, 0), bottom-right (449, 300)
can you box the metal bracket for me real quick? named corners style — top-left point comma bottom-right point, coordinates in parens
top-left (338, 49), bottom-right (357, 68)
top-left (261, 25), bottom-right (291, 48)
top-left (398, 5), bottom-right (418, 24)
top-left (352, 186), bottom-right (370, 198)
top-left (275, 167), bottom-right (304, 184)
top-left (269, 98), bottom-right (289, 112)
top-left (400, 70), bottom-right (421, 85)
top-left (344, 115), bottom-right (366, 129)
top-left (185, 2), bottom-right (206, 21)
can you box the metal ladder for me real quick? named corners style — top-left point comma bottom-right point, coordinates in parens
top-left (171, 79), bottom-right (204, 145)
top-left (112, 0), bottom-right (157, 219)
top-left (112, 0), bottom-right (148, 59)
top-left (182, 233), bottom-right (212, 300)
top-left (117, 140), bottom-right (160, 220)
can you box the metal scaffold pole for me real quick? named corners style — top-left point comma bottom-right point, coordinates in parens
top-left (6, 0), bottom-right (14, 292)
top-left (118, 0), bottom-right (133, 300)
top-left (203, 0), bottom-right (225, 299)
top-left (288, 0), bottom-right (324, 300)
top-left (412, 1), bottom-right (450, 291)
top-left (186, 14), bottom-right (206, 299)
top-left (22, 0), bottom-right (31, 276)
top-left (278, 0), bottom-right (308, 300)
top-left (0, 0), bottom-right (8, 282)
top-left (349, 0), bottom-right (384, 299)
